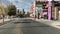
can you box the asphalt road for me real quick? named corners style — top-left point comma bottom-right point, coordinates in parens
top-left (0, 18), bottom-right (60, 34)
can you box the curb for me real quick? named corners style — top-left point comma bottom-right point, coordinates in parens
top-left (0, 19), bottom-right (13, 26)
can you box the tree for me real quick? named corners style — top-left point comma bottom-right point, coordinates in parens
top-left (0, 3), bottom-right (6, 15)
top-left (7, 4), bottom-right (16, 16)
top-left (4, 7), bottom-right (9, 15)
top-left (18, 14), bottom-right (24, 18)
top-left (25, 12), bottom-right (30, 17)
top-left (0, 3), bottom-right (7, 23)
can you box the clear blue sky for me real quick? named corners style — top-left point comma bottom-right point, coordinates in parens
top-left (0, 0), bottom-right (34, 12)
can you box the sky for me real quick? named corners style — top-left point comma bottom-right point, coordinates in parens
top-left (8, 0), bottom-right (59, 12)
top-left (0, 0), bottom-right (34, 12)
top-left (0, 0), bottom-right (60, 12)
top-left (8, 0), bottom-right (34, 12)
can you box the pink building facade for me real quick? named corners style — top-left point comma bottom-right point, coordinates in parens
top-left (30, 0), bottom-right (60, 20)
top-left (30, 0), bottom-right (52, 20)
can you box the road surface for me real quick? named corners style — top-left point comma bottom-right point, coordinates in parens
top-left (0, 18), bottom-right (60, 34)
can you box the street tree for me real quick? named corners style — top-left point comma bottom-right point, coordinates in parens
top-left (7, 4), bottom-right (16, 16)
top-left (25, 12), bottom-right (30, 17)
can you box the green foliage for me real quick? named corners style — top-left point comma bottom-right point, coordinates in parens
top-left (8, 10), bottom-right (16, 16)
top-left (25, 12), bottom-right (30, 17)
top-left (7, 4), bottom-right (16, 16)
top-left (18, 14), bottom-right (24, 18)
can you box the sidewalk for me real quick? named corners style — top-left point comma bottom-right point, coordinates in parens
top-left (31, 18), bottom-right (60, 29)
top-left (0, 18), bottom-right (13, 26)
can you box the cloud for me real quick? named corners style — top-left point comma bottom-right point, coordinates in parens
top-left (8, 0), bottom-right (21, 3)
top-left (8, 0), bottom-right (32, 6)
top-left (8, 0), bottom-right (34, 11)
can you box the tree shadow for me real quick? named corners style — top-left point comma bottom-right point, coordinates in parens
top-left (13, 19), bottom-right (34, 24)
top-left (17, 19), bottom-right (60, 34)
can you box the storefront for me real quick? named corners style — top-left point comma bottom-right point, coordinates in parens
top-left (52, 1), bottom-right (60, 20)
top-left (35, 1), bottom-right (43, 19)
top-left (36, 0), bottom-right (60, 20)
top-left (32, 0), bottom-right (52, 19)
top-left (58, 2), bottom-right (60, 20)
top-left (42, 1), bottom-right (48, 19)
top-left (30, 0), bottom-right (60, 20)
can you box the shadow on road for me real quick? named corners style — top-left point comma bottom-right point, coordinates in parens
top-left (16, 19), bottom-right (60, 34)
top-left (0, 19), bottom-right (60, 34)
top-left (13, 19), bottom-right (33, 24)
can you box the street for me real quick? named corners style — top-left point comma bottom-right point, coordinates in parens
top-left (0, 18), bottom-right (60, 34)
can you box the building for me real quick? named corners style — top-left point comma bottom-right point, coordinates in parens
top-left (30, 0), bottom-right (60, 20)
top-left (52, 1), bottom-right (60, 20)
top-left (30, 1), bottom-right (35, 18)
top-left (30, 0), bottom-right (49, 19)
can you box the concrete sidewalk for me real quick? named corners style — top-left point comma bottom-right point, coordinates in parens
top-left (30, 18), bottom-right (60, 29)
top-left (0, 18), bottom-right (13, 26)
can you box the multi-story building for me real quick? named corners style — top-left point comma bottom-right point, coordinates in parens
top-left (30, 0), bottom-right (60, 20)
top-left (52, 1), bottom-right (60, 20)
